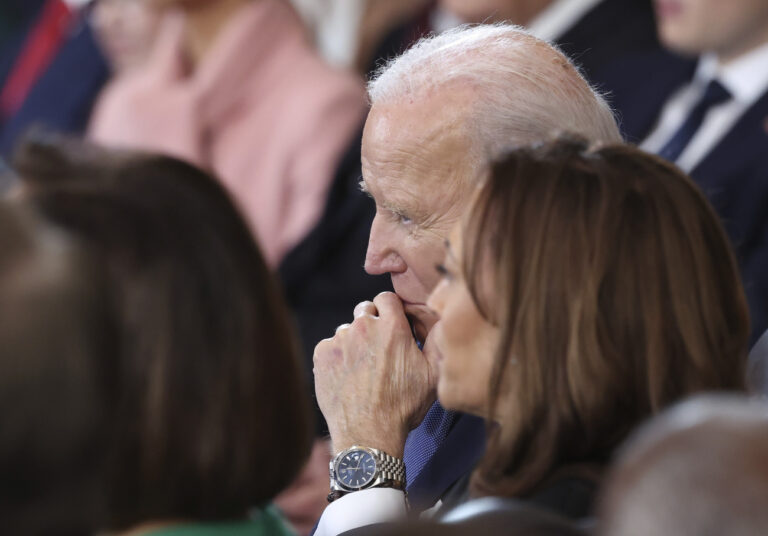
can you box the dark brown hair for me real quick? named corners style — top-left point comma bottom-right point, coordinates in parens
top-left (463, 135), bottom-right (749, 499)
top-left (0, 204), bottom-right (118, 535)
top-left (14, 139), bottom-right (313, 529)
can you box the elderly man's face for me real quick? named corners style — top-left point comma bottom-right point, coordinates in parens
top-left (361, 90), bottom-right (477, 340)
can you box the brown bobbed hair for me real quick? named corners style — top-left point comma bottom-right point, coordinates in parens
top-left (0, 204), bottom-right (118, 536)
top-left (14, 139), bottom-right (313, 529)
top-left (463, 135), bottom-right (750, 499)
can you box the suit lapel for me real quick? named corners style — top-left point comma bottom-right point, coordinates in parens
top-left (692, 89), bottom-right (768, 189)
top-left (690, 89), bottom-right (768, 246)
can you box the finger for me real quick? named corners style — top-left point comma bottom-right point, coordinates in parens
top-left (335, 323), bottom-right (351, 334)
top-left (372, 291), bottom-right (409, 327)
top-left (353, 300), bottom-right (378, 319)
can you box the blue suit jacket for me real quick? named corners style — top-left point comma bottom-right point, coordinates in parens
top-left (0, 16), bottom-right (109, 158)
top-left (0, 0), bottom-right (46, 91)
top-left (615, 53), bottom-right (768, 346)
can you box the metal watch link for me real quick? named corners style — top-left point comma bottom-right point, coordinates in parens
top-left (328, 445), bottom-right (406, 502)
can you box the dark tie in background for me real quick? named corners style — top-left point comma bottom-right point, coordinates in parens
top-left (658, 79), bottom-right (732, 162)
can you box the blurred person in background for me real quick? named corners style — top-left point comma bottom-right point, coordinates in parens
top-left (619, 0), bottom-right (768, 346)
top-left (289, 0), bottom-right (432, 72)
top-left (362, 0), bottom-right (676, 108)
top-left (88, 0), bottom-right (366, 268)
top-left (313, 136), bottom-right (750, 534)
top-left (598, 395), bottom-right (768, 536)
top-left (0, 0), bottom-right (109, 162)
top-left (0, 202), bottom-right (117, 535)
top-left (289, 0), bottom-right (365, 68)
top-left (90, 0), bottom-right (161, 75)
top-left (0, 0), bottom-right (46, 83)
top-left (13, 139), bottom-right (314, 535)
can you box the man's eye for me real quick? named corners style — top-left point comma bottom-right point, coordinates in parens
top-left (392, 210), bottom-right (413, 225)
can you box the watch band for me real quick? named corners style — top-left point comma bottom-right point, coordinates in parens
top-left (372, 449), bottom-right (407, 484)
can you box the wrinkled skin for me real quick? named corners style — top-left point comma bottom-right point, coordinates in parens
top-left (314, 292), bottom-right (440, 457)
top-left (314, 88), bottom-right (479, 459)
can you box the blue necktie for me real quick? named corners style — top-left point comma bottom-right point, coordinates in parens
top-left (403, 401), bottom-right (458, 489)
top-left (658, 79), bottom-right (732, 163)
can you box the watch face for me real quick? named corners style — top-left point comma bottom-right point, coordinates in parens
top-left (336, 449), bottom-right (377, 489)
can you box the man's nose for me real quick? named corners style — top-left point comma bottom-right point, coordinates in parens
top-left (364, 217), bottom-right (407, 275)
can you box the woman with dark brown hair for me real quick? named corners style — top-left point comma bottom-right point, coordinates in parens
top-left (12, 139), bottom-right (313, 535)
top-left (423, 135), bottom-right (750, 517)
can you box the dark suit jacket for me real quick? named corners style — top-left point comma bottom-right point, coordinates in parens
top-left (616, 56), bottom-right (768, 346)
top-left (0, 0), bottom-right (46, 91)
top-left (0, 16), bottom-right (109, 158)
top-left (556, 0), bottom-right (666, 93)
top-left (278, 128), bottom-right (393, 434)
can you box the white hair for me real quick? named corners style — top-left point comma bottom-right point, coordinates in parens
top-left (368, 24), bottom-right (621, 167)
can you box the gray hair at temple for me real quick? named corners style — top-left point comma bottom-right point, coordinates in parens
top-left (598, 394), bottom-right (768, 536)
top-left (367, 23), bottom-right (622, 167)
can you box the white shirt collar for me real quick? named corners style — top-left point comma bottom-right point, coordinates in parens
top-left (527, 0), bottom-right (604, 42)
top-left (61, 0), bottom-right (90, 10)
top-left (696, 40), bottom-right (768, 105)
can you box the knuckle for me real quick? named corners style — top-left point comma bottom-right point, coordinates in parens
top-left (335, 323), bottom-right (351, 334)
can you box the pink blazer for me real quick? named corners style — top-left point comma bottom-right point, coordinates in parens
top-left (88, 0), bottom-right (366, 266)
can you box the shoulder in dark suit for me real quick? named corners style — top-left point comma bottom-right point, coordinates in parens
top-left (612, 50), bottom-right (768, 345)
top-left (279, 129), bottom-right (393, 434)
top-left (0, 16), bottom-right (110, 158)
top-left (552, 0), bottom-right (699, 141)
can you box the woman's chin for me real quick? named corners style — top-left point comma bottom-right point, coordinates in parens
top-left (437, 382), bottom-right (484, 417)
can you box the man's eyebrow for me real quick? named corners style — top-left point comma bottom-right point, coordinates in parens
top-left (358, 179), bottom-right (371, 197)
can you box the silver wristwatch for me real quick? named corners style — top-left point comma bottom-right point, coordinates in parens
top-left (328, 445), bottom-right (406, 501)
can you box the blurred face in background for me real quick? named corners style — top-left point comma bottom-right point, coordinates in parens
top-left (654, 0), bottom-right (768, 62)
top-left (438, 0), bottom-right (553, 24)
top-left (92, 0), bottom-right (161, 73)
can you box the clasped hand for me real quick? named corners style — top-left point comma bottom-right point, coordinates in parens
top-left (313, 292), bottom-right (439, 458)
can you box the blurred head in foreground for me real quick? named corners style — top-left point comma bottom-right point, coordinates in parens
top-left (13, 139), bottom-right (313, 532)
top-left (0, 203), bottom-right (116, 535)
top-left (426, 135), bottom-right (750, 500)
top-left (598, 394), bottom-right (768, 536)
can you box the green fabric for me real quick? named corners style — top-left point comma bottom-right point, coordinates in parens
top-left (145, 506), bottom-right (295, 536)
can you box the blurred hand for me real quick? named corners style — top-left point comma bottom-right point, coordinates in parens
top-left (274, 438), bottom-right (332, 536)
top-left (314, 292), bottom-right (439, 458)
